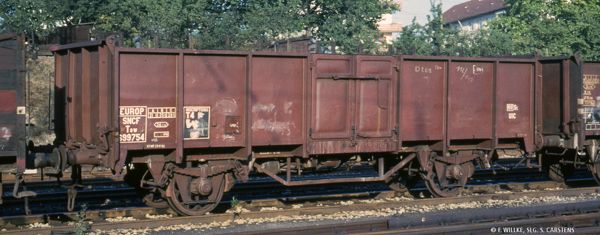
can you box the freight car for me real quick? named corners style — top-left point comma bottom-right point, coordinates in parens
top-left (2, 35), bottom-right (600, 216)
top-left (0, 33), bottom-right (28, 208)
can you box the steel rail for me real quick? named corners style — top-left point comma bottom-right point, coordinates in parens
top-left (1, 185), bottom-right (599, 234)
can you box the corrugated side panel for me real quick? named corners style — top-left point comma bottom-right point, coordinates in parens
top-left (54, 51), bottom-right (69, 142)
top-left (251, 56), bottom-right (306, 145)
top-left (55, 44), bottom-right (111, 146)
top-left (400, 60), bottom-right (446, 141)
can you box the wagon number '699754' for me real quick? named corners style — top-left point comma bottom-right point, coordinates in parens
top-left (119, 106), bottom-right (148, 143)
top-left (120, 133), bottom-right (145, 142)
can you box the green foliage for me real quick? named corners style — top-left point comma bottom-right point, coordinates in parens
top-left (308, 0), bottom-right (400, 54)
top-left (394, 1), bottom-right (515, 57)
top-left (193, 0), bottom-right (307, 50)
top-left (490, 0), bottom-right (600, 60)
top-left (231, 196), bottom-right (239, 208)
top-left (395, 0), bottom-right (599, 59)
top-left (0, 0), bottom-right (69, 36)
top-left (1, 0), bottom-right (399, 52)
top-left (393, 18), bottom-right (429, 55)
top-left (394, 2), bottom-right (460, 56)
top-left (74, 204), bottom-right (88, 235)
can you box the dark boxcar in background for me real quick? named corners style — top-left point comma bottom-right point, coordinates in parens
top-left (0, 34), bottom-right (26, 174)
top-left (0, 34), bottom-right (26, 206)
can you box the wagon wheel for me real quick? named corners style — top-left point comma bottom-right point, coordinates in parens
top-left (167, 173), bottom-right (225, 216)
top-left (547, 163), bottom-right (574, 183)
top-left (424, 162), bottom-right (472, 197)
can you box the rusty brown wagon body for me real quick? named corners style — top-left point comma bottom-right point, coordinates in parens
top-left (1, 35), bottom-right (594, 215)
top-left (395, 55), bottom-right (539, 196)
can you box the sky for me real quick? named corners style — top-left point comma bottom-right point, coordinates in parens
top-left (393, 0), bottom-right (471, 26)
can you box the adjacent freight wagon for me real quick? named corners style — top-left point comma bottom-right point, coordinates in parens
top-left (2, 35), bottom-right (600, 216)
top-left (0, 34), bottom-right (27, 206)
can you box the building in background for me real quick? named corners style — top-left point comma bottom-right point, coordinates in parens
top-left (377, 1), bottom-right (403, 44)
top-left (443, 0), bottom-right (506, 31)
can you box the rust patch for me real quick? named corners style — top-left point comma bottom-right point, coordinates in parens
top-left (225, 116), bottom-right (242, 134)
top-left (0, 90), bottom-right (16, 113)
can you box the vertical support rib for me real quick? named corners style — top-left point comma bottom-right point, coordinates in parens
top-left (0, 173), bottom-right (3, 204)
top-left (287, 157), bottom-right (291, 183)
top-left (68, 50), bottom-right (76, 140)
top-left (296, 158), bottom-right (301, 176)
top-left (378, 157), bottom-right (384, 178)
top-left (81, 48), bottom-right (91, 143)
top-left (492, 61), bottom-right (499, 152)
top-left (177, 53), bottom-right (184, 164)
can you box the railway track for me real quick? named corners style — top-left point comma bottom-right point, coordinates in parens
top-left (240, 200), bottom-right (600, 235)
top-left (2, 165), bottom-right (589, 216)
top-left (1, 181), bottom-right (599, 234)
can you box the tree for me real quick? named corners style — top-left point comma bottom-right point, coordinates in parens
top-left (1, 0), bottom-right (399, 52)
top-left (393, 18), bottom-right (429, 55)
top-left (304, 0), bottom-right (399, 54)
top-left (393, 1), bottom-right (515, 57)
top-left (393, 2), bottom-right (461, 56)
top-left (0, 0), bottom-right (69, 37)
top-left (490, 0), bottom-right (600, 60)
top-left (194, 0), bottom-right (400, 53)
top-left (193, 0), bottom-right (306, 50)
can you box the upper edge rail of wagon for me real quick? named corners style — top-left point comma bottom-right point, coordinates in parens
top-left (399, 55), bottom-right (539, 62)
top-left (49, 40), bottom-right (105, 52)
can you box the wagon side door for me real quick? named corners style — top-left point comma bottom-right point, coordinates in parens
top-left (355, 55), bottom-right (395, 138)
top-left (310, 54), bottom-right (354, 139)
top-left (309, 54), bottom-right (397, 154)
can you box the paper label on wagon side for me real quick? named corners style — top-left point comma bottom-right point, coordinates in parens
top-left (583, 74), bottom-right (600, 130)
top-left (184, 106), bottom-right (210, 139)
top-left (119, 106), bottom-right (147, 143)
